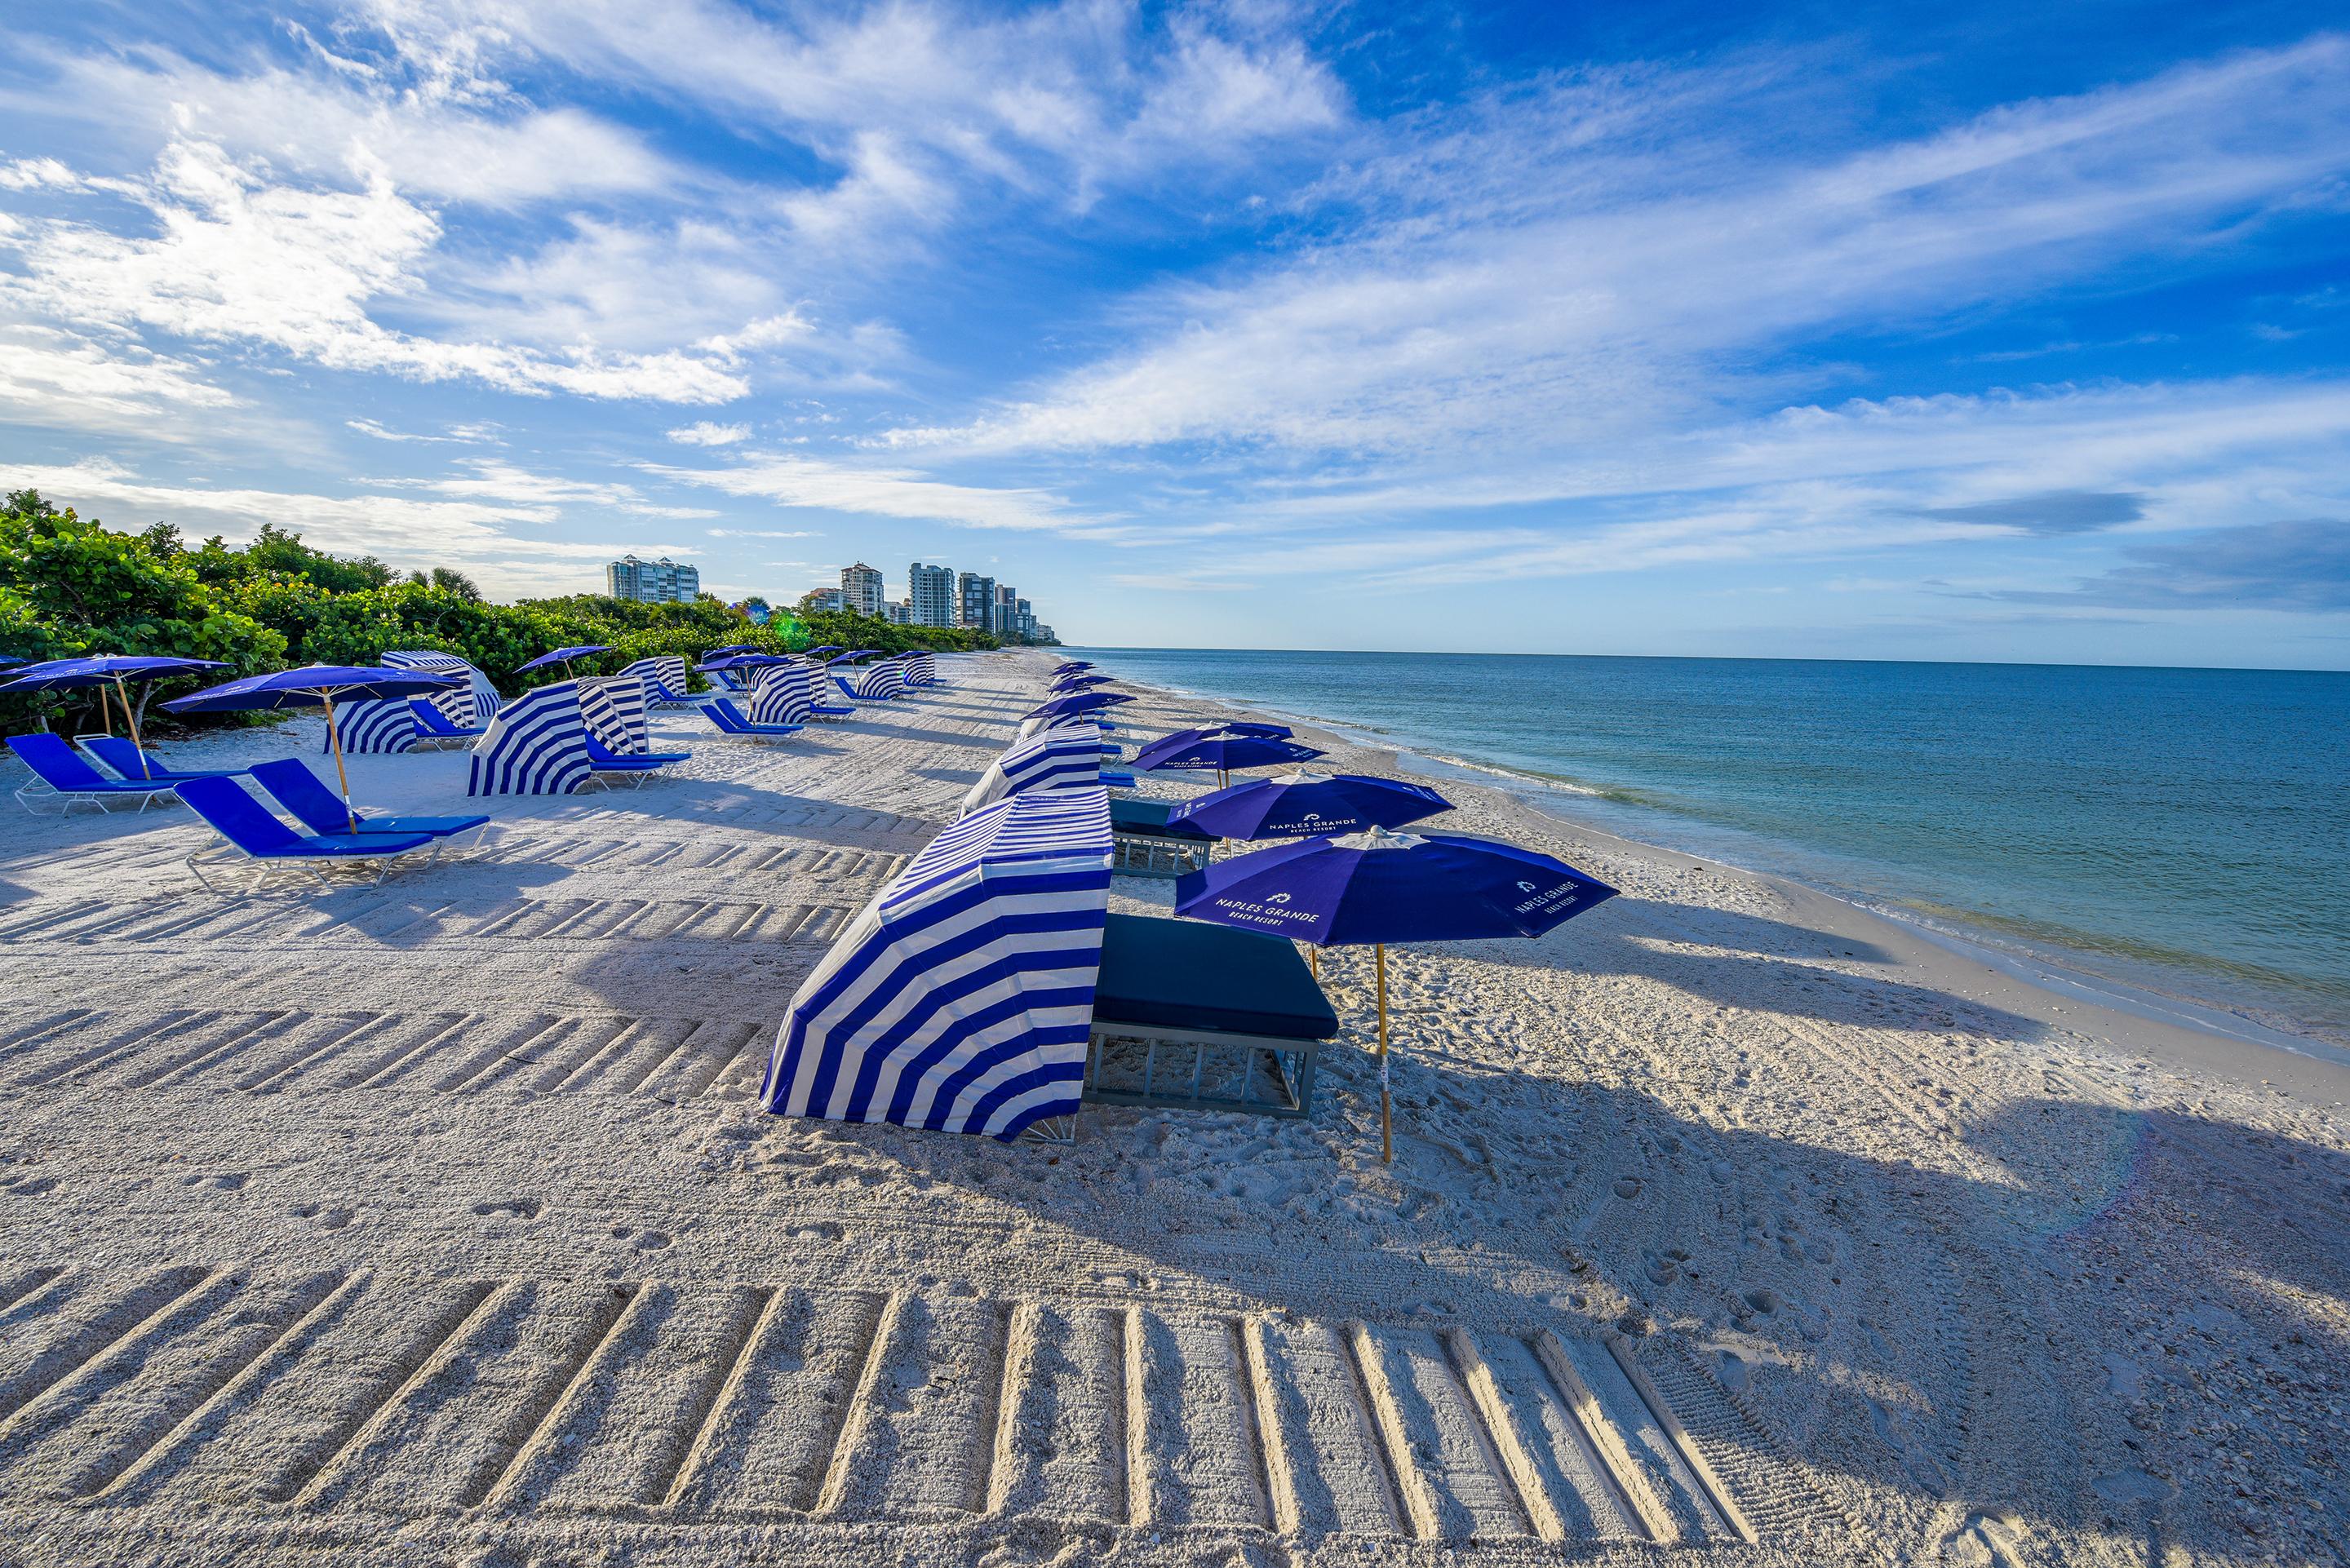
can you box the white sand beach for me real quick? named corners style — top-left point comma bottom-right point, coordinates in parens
top-left (1, 649), bottom-right (2343, 1567)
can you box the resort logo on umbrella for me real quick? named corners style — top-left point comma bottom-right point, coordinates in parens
top-left (1207, 892), bottom-right (1323, 929)
top-left (1512, 879), bottom-right (1590, 916)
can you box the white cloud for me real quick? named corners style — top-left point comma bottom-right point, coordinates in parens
top-left (0, 157), bottom-right (81, 192)
top-left (381, 457), bottom-right (716, 516)
top-left (668, 420), bottom-right (752, 445)
top-left (707, 526), bottom-right (819, 538)
top-left (0, 326), bottom-right (234, 435)
top-left (346, 416), bottom-right (494, 442)
top-left (895, 38), bottom-right (2350, 461)
top-left (0, 141), bottom-right (752, 403)
top-left (645, 451), bottom-right (1106, 532)
top-left (47, 51), bottom-right (679, 208)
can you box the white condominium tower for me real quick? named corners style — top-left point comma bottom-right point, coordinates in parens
top-left (907, 562), bottom-right (956, 627)
top-left (840, 561), bottom-right (885, 618)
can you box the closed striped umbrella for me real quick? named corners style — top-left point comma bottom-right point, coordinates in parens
top-left (960, 722), bottom-right (1106, 815)
top-left (468, 680), bottom-right (593, 796)
top-left (760, 786), bottom-right (1112, 1141)
top-left (384, 651), bottom-right (499, 726)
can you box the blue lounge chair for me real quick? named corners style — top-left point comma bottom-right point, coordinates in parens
top-left (698, 698), bottom-right (805, 742)
top-left (248, 759), bottom-right (490, 844)
top-left (76, 733), bottom-right (251, 784)
top-left (583, 731), bottom-right (689, 788)
top-left (7, 733), bottom-right (183, 814)
top-left (171, 775), bottom-right (442, 891)
top-left (408, 698), bottom-right (485, 747)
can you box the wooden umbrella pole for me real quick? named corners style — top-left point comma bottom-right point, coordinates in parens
top-left (323, 694), bottom-right (357, 831)
top-left (118, 677), bottom-right (152, 778)
top-left (95, 680), bottom-right (115, 737)
top-left (1376, 941), bottom-right (1393, 1164)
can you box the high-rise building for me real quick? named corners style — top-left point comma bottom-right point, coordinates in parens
top-left (957, 571), bottom-right (996, 631)
top-left (799, 587), bottom-right (845, 613)
top-left (882, 600), bottom-right (913, 624)
top-left (1015, 597), bottom-right (1035, 642)
top-left (908, 562), bottom-right (955, 627)
top-left (605, 554), bottom-right (700, 603)
top-left (840, 561), bottom-right (885, 618)
top-left (993, 583), bottom-right (1018, 638)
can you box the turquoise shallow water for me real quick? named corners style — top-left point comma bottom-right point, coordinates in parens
top-left (1071, 649), bottom-right (2350, 1043)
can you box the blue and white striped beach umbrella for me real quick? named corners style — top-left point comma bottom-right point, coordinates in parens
top-left (748, 662), bottom-right (822, 724)
top-left (468, 680), bottom-right (592, 796)
top-left (326, 698), bottom-right (423, 755)
top-left (615, 654), bottom-right (692, 705)
top-left (960, 722), bottom-right (1106, 815)
top-left (577, 675), bottom-right (650, 755)
top-left (760, 786), bottom-right (1113, 1141)
top-left (384, 650), bottom-right (499, 726)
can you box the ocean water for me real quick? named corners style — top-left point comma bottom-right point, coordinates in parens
top-left (1071, 649), bottom-right (2350, 1046)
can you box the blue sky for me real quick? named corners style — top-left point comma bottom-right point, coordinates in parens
top-left (2, 2), bottom-right (2347, 666)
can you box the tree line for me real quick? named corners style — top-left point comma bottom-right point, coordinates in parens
top-left (0, 489), bottom-right (1000, 732)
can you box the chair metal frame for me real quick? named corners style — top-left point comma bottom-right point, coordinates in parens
top-left (1109, 831), bottom-right (1214, 879)
top-left (1083, 1017), bottom-right (1319, 1118)
top-left (182, 833), bottom-right (450, 894)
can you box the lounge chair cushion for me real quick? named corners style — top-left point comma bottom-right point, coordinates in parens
top-left (79, 735), bottom-right (246, 782)
top-left (1093, 913), bottom-right (1338, 1041)
top-left (1108, 796), bottom-right (1215, 841)
top-left (7, 733), bottom-right (178, 794)
top-left (248, 759), bottom-right (487, 838)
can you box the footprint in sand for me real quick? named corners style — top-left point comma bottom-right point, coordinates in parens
top-left (2, 1174), bottom-right (59, 1197)
top-left (473, 1198), bottom-right (542, 1220)
top-left (184, 1172), bottom-right (248, 1191)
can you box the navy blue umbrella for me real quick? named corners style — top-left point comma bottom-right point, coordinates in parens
top-left (1049, 675), bottom-right (1115, 693)
top-left (166, 664), bottom-right (461, 826)
top-left (826, 649), bottom-right (881, 666)
top-left (704, 643), bottom-right (760, 658)
top-left (1024, 691), bottom-right (1133, 722)
top-left (515, 644), bottom-right (610, 676)
top-left (1173, 827), bottom-right (1617, 1160)
top-left (697, 653), bottom-right (794, 672)
top-left (1053, 660), bottom-right (1093, 675)
top-left (1132, 730), bottom-right (1321, 786)
top-left (1, 655), bottom-right (232, 777)
top-left (1146, 721), bottom-right (1290, 753)
top-left (1167, 771), bottom-right (1452, 839)
top-left (805, 644), bottom-right (845, 657)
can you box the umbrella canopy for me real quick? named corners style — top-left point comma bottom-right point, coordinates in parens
top-left (1049, 674), bottom-right (1115, 693)
top-left (1173, 827), bottom-right (1616, 1160)
top-left (2, 655), bottom-right (233, 777)
top-left (1146, 721), bottom-right (1291, 751)
top-left (825, 649), bottom-right (881, 666)
top-left (1024, 691), bottom-right (1133, 721)
top-left (1173, 827), bottom-right (1615, 946)
top-left (704, 643), bottom-right (760, 658)
top-left (1167, 772), bottom-right (1452, 840)
top-left (1131, 731), bottom-right (1321, 781)
top-left (1053, 661), bottom-right (1094, 675)
top-left (805, 644), bottom-right (845, 656)
top-left (166, 665), bottom-right (460, 826)
top-left (697, 653), bottom-right (795, 672)
top-left (515, 644), bottom-right (610, 675)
